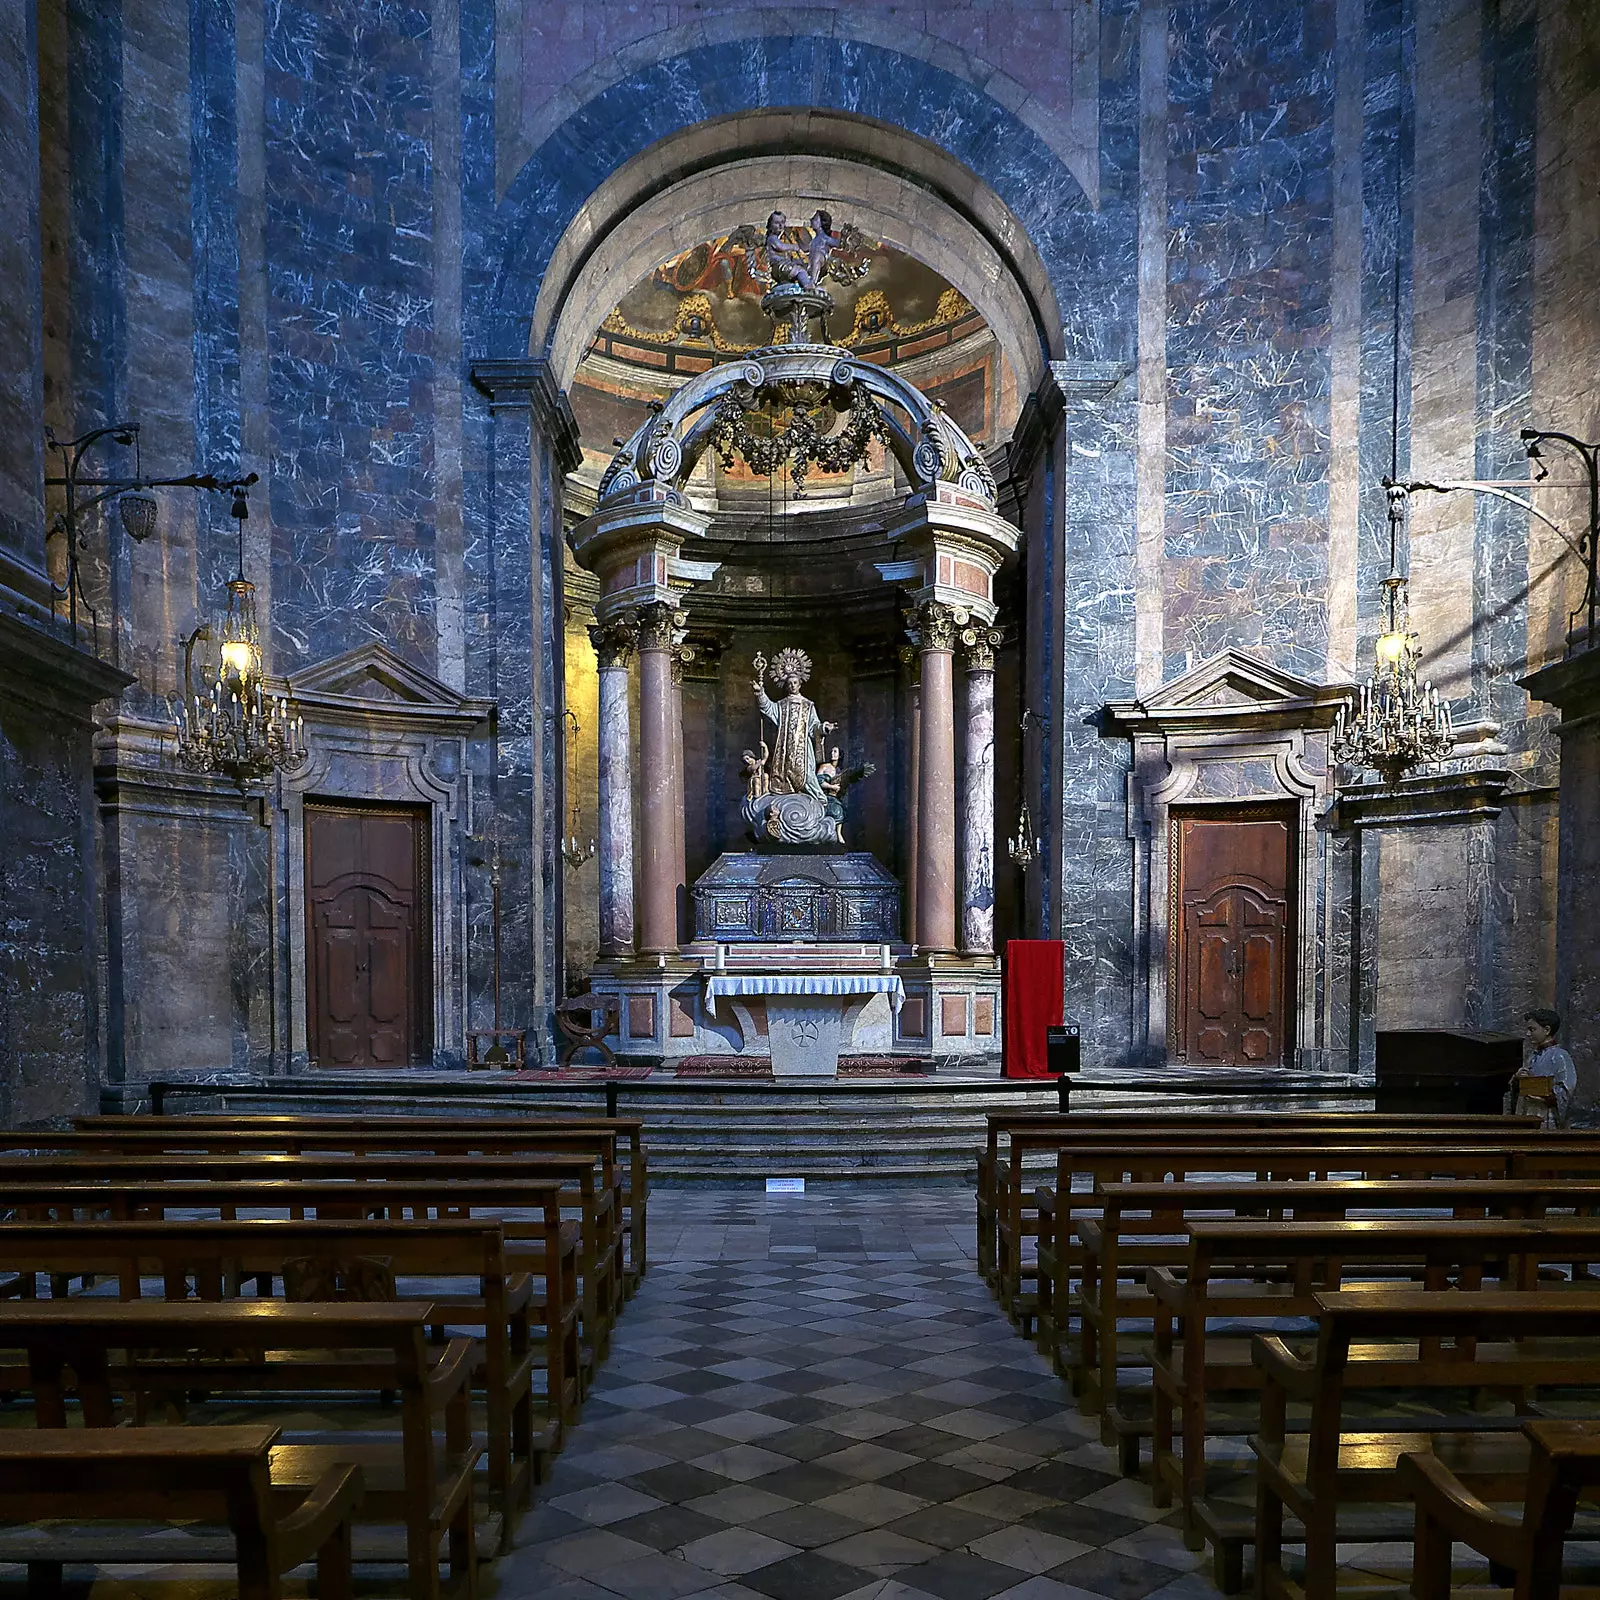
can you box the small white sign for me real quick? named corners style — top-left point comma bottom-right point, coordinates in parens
top-left (766, 1177), bottom-right (806, 1194)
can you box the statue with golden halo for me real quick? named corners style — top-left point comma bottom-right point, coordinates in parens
top-left (742, 648), bottom-right (875, 847)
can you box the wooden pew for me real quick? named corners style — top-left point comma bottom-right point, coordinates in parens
top-left (1253, 1288), bottom-right (1600, 1600)
top-left (977, 1113), bottom-right (1537, 1292)
top-left (1151, 1217), bottom-right (1600, 1586)
top-left (1010, 1137), bottom-right (1523, 1333)
top-left (1403, 1419), bottom-right (1600, 1600)
top-left (79, 1112), bottom-right (650, 1295)
top-left (0, 1219), bottom-right (532, 1561)
top-left (0, 1425), bottom-right (363, 1600)
top-left (0, 1145), bottom-right (622, 1368)
top-left (1072, 1176), bottom-right (1600, 1451)
top-left (0, 1174), bottom-right (581, 1469)
top-left (0, 1298), bottom-right (476, 1600)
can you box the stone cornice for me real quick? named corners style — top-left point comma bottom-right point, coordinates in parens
top-left (470, 357), bottom-right (583, 475)
top-left (1326, 767), bottom-right (1516, 829)
top-left (1008, 359), bottom-right (1133, 483)
top-left (0, 611), bottom-right (135, 725)
top-left (1521, 642), bottom-right (1600, 728)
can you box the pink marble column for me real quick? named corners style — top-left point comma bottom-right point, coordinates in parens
top-left (589, 615), bottom-right (637, 955)
top-left (670, 643), bottom-right (688, 943)
top-left (962, 626), bottom-right (1002, 954)
top-left (636, 602), bottom-right (684, 955)
top-left (915, 601), bottom-right (960, 953)
top-left (901, 645), bottom-right (921, 945)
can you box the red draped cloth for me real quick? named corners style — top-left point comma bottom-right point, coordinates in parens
top-left (1002, 939), bottom-right (1064, 1079)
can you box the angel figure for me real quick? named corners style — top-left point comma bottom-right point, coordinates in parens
top-left (763, 211), bottom-right (813, 288)
top-left (751, 648), bottom-right (835, 801)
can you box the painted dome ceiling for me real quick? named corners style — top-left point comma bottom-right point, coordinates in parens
top-left (568, 230), bottom-right (1016, 506)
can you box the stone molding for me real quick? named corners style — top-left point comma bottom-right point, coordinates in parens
top-left (0, 611), bottom-right (134, 725)
top-left (269, 641), bottom-right (489, 1071)
top-left (1522, 643), bottom-right (1600, 732)
top-left (960, 624), bottom-right (1003, 674)
top-left (908, 599), bottom-right (962, 653)
top-left (469, 357), bottom-right (582, 474)
top-left (588, 615), bottom-right (638, 670)
top-left (634, 601), bottom-right (684, 653)
top-left (1008, 359), bottom-right (1133, 482)
top-left (1102, 648), bottom-right (1350, 1072)
top-left (1326, 768), bottom-right (1516, 830)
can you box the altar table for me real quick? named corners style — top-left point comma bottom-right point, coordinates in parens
top-left (703, 973), bottom-right (905, 1076)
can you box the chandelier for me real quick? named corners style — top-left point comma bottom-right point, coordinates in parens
top-left (174, 487), bottom-right (306, 786)
top-left (1332, 483), bottom-right (1454, 785)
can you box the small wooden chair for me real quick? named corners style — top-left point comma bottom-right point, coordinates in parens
top-left (556, 993), bottom-right (618, 1069)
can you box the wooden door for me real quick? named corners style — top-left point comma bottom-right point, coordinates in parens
top-left (1170, 805), bottom-right (1295, 1068)
top-left (305, 802), bottom-right (431, 1067)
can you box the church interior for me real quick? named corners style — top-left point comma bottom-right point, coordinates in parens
top-left (2, 0), bottom-right (1600, 1594)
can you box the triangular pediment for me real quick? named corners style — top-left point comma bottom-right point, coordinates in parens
top-left (1151, 650), bottom-right (1330, 713)
top-left (285, 642), bottom-right (492, 722)
top-left (1104, 649), bottom-right (1352, 735)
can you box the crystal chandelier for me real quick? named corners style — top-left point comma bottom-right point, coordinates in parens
top-left (1332, 484), bottom-right (1454, 786)
top-left (175, 487), bottom-right (307, 787)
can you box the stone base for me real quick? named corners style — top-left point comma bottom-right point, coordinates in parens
top-left (585, 947), bottom-right (1001, 1063)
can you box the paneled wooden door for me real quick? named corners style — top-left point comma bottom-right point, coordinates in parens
top-left (1169, 804), bottom-right (1295, 1068)
top-left (305, 801), bottom-right (431, 1068)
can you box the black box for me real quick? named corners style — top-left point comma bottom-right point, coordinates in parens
top-left (1046, 1025), bottom-right (1080, 1077)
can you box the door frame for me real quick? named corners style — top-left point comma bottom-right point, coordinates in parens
top-left (304, 798), bottom-right (434, 1068)
top-left (1167, 800), bottom-right (1298, 1068)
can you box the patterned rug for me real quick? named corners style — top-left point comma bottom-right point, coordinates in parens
top-left (501, 1065), bottom-right (654, 1082)
top-left (672, 1057), bottom-right (934, 1078)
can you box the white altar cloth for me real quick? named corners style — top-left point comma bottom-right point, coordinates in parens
top-left (703, 973), bottom-right (904, 1016)
top-left (702, 972), bottom-right (905, 1076)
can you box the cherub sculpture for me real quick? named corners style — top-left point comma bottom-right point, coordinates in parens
top-left (750, 210), bottom-right (871, 292)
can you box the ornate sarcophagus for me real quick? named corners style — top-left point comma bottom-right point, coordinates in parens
top-left (692, 851), bottom-right (901, 943)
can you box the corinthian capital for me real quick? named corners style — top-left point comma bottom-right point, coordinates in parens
top-left (589, 614), bottom-right (639, 670)
top-left (635, 601), bottom-right (687, 652)
top-left (909, 599), bottom-right (966, 653)
top-left (960, 624), bottom-right (1003, 673)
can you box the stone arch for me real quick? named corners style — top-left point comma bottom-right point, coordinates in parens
top-left (537, 148), bottom-right (1050, 403)
top-left (476, 34), bottom-right (1127, 373)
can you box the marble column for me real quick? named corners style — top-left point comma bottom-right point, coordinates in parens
top-left (901, 645), bottom-right (920, 945)
top-left (915, 601), bottom-right (960, 953)
top-left (636, 602), bottom-right (685, 955)
top-left (670, 639), bottom-right (688, 943)
top-left (962, 625), bottom-right (1002, 954)
top-left (590, 615), bottom-right (637, 956)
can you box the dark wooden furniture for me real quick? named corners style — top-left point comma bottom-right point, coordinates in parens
top-left (304, 800), bottom-right (431, 1068)
top-left (555, 993), bottom-right (619, 1068)
top-left (0, 1298), bottom-right (475, 1600)
top-left (0, 1425), bottom-right (363, 1600)
top-left (1374, 1028), bottom-right (1522, 1114)
top-left (1170, 804), bottom-right (1296, 1067)
top-left (1404, 1419), bottom-right (1600, 1600)
top-left (1254, 1289), bottom-right (1600, 1600)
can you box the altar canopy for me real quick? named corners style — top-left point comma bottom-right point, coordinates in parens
top-left (1002, 939), bottom-right (1063, 1078)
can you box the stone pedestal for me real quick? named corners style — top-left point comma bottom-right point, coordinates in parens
top-left (1522, 644), bottom-right (1600, 1109)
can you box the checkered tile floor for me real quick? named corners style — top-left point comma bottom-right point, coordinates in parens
top-left (489, 1186), bottom-right (1213, 1600)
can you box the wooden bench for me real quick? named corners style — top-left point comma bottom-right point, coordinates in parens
top-left (0, 1424), bottom-right (363, 1600)
top-left (0, 1145), bottom-right (622, 1371)
top-left (977, 1113), bottom-right (1537, 1293)
top-left (0, 1173), bottom-right (581, 1476)
top-left (1153, 1214), bottom-right (1600, 1566)
top-left (79, 1112), bottom-right (650, 1295)
top-left (1072, 1176), bottom-right (1600, 1447)
top-left (0, 1218), bottom-right (534, 1562)
top-left (1403, 1418), bottom-right (1600, 1600)
top-left (1254, 1288), bottom-right (1600, 1600)
top-left (1015, 1138), bottom-right (1524, 1335)
top-left (1148, 1218), bottom-right (1600, 1587)
top-left (0, 1297), bottom-right (477, 1600)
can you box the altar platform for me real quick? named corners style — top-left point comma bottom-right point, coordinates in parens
top-left (106, 1064), bottom-right (1376, 1181)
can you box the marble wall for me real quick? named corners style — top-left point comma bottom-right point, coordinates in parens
top-left (8, 0), bottom-right (1596, 1098)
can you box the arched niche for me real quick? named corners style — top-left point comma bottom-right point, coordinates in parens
top-left (529, 117), bottom-right (1065, 404)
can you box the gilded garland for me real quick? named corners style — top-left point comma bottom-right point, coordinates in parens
top-left (708, 380), bottom-right (892, 489)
